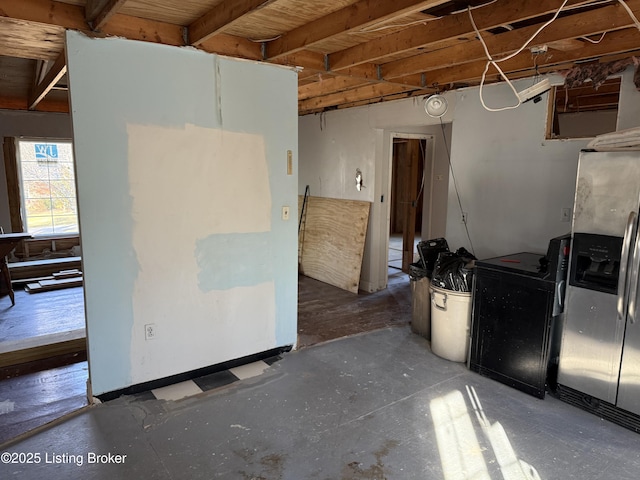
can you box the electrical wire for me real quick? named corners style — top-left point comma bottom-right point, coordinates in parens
top-left (469, 0), bottom-right (640, 112)
top-left (439, 117), bottom-right (475, 256)
top-left (618, 0), bottom-right (640, 30)
top-left (248, 35), bottom-right (282, 42)
top-left (469, 0), bottom-right (570, 112)
top-left (581, 32), bottom-right (607, 43)
top-left (450, 0), bottom-right (498, 15)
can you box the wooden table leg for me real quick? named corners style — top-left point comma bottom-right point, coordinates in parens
top-left (1, 256), bottom-right (15, 306)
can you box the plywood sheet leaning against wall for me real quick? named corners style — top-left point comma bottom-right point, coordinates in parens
top-left (298, 195), bottom-right (371, 294)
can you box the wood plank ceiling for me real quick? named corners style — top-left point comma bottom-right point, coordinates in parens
top-left (0, 0), bottom-right (639, 115)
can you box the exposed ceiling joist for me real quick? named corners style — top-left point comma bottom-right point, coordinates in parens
top-left (0, 0), bottom-right (638, 115)
top-left (28, 49), bottom-right (66, 110)
top-left (327, 0), bottom-right (599, 70)
top-left (0, 16), bottom-right (65, 61)
top-left (87, 0), bottom-right (127, 30)
top-left (264, 0), bottom-right (448, 60)
top-left (298, 76), bottom-right (371, 100)
top-left (189, 0), bottom-right (278, 46)
top-left (299, 26), bottom-right (640, 115)
top-left (299, 81), bottom-right (421, 112)
top-left (0, 0), bottom-right (267, 59)
top-left (381, 0), bottom-right (640, 80)
top-left (422, 27), bottom-right (640, 87)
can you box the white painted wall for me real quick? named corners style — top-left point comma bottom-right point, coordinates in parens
top-left (0, 110), bottom-right (72, 232)
top-left (298, 66), bottom-right (640, 290)
top-left (617, 67), bottom-right (640, 131)
top-left (299, 98), bottom-right (455, 292)
top-left (446, 70), bottom-right (640, 259)
top-left (66, 32), bottom-right (298, 396)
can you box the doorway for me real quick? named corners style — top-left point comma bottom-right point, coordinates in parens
top-left (388, 135), bottom-right (432, 279)
top-left (0, 137), bottom-right (88, 444)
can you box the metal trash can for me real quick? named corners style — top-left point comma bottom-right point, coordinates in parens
top-left (409, 239), bottom-right (450, 341)
top-left (430, 285), bottom-right (471, 362)
top-left (409, 263), bottom-right (430, 340)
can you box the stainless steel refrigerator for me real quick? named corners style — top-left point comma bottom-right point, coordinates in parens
top-left (557, 149), bottom-right (640, 431)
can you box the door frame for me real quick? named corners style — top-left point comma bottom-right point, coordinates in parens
top-left (384, 132), bottom-right (435, 285)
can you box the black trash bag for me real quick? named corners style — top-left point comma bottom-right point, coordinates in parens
top-left (409, 262), bottom-right (429, 281)
top-left (431, 248), bottom-right (477, 292)
top-left (417, 238), bottom-right (449, 275)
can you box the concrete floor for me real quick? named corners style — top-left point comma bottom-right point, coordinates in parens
top-left (2, 326), bottom-right (640, 479)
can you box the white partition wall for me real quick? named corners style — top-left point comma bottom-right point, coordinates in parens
top-left (66, 31), bottom-right (298, 396)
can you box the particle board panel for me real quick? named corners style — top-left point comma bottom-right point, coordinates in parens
top-left (298, 195), bottom-right (370, 294)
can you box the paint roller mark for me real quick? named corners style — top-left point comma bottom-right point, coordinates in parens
top-left (195, 232), bottom-right (273, 291)
top-left (0, 400), bottom-right (15, 415)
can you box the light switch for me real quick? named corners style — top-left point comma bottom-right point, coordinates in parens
top-left (287, 150), bottom-right (293, 175)
top-left (282, 206), bottom-right (290, 220)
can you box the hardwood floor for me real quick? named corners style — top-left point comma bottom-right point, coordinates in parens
top-left (0, 286), bottom-right (85, 342)
top-left (0, 286), bottom-right (86, 377)
top-left (0, 286), bottom-right (89, 444)
top-left (297, 273), bottom-right (411, 348)
top-left (0, 361), bottom-right (88, 445)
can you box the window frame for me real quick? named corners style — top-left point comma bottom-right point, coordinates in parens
top-left (545, 77), bottom-right (621, 140)
top-left (13, 137), bottom-right (79, 238)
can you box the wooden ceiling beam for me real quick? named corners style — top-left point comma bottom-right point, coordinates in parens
top-left (270, 50), bottom-right (424, 88)
top-left (302, 28), bottom-right (640, 115)
top-left (197, 33), bottom-right (263, 61)
top-left (298, 77), bottom-right (372, 101)
top-left (0, 0), bottom-right (264, 59)
top-left (189, 0), bottom-right (278, 46)
top-left (328, 0), bottom-right (597, 70)
top-left (264, 0), bottom-right (448, 60)
top-left (86, 0), bottom-right (127, 30)
top-left (421, 27), bottom-right (640, 88)
top-left (557, 81), bottom-right (622, 98)
top-left (0, 95), bottom-right (69, 113)
top-left (0, 0), bottom-right (89, 30)
top-left (28, 49), bottom-right (66, 110)
top-left (381, 0), bottom-right (640, 80)
top-left (298, 82), bottom-right (421, 112)
top-left (0, 17), bottom-right (65, 61)
top-left (559, 92), bottom-right (620, 109)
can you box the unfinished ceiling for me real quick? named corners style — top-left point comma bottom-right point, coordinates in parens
top-left (0, 0), bottom-right (639, 115)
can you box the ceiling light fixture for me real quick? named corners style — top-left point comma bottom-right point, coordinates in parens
top-left (424, 94), bottom-right (448, 118)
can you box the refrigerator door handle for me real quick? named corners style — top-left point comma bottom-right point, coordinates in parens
top-left (628, 216), bottom-right (640, 325)
top-left (618, 211), bottom-right (637, 321)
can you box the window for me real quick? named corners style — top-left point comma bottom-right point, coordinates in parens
top-left (16, 139), bottom-right (78, 235)
top-left (546, 77), bottom-right (621, 139)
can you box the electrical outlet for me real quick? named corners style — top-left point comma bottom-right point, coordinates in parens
top-left (282, 206), bottom-right (290, 220)
top-left (145, 323), bottom-right (156, 340)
